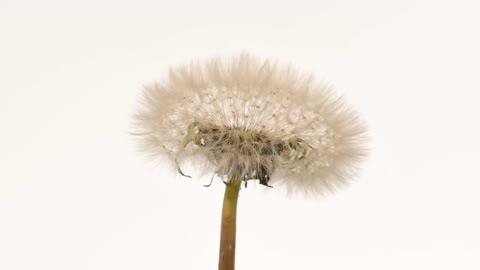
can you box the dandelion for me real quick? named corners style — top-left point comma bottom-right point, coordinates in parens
top-left (133, 53), bottom-right (367, 270)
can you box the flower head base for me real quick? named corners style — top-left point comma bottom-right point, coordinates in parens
top-left (134, 53), bottom-right (367, 196)
top-left (182, 121), bottom-right (311, 187)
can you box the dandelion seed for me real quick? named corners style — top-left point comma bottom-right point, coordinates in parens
top-left (134, 53), bottom-right (367, 195)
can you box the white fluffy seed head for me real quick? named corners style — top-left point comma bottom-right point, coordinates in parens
top-left (133, 53), bottom-right (367, 197)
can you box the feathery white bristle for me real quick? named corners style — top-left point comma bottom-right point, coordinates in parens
top-left (133, 53), bottom-right (367, 197)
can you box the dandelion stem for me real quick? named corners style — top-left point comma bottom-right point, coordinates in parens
top-left (218, 176), bottom-right (241, 270)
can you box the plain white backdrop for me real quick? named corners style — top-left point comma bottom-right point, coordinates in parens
top-left (1, 0), bottom-right (479, 269)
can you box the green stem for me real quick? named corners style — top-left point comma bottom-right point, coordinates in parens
top-left (218, 177), bottom-right (242, 270)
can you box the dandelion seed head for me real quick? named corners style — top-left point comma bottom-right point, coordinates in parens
top-left (133, 53), bottom-right (367, 197)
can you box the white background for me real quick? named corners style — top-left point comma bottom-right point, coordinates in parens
top-left (1, 0), bottom-right (479, 269)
